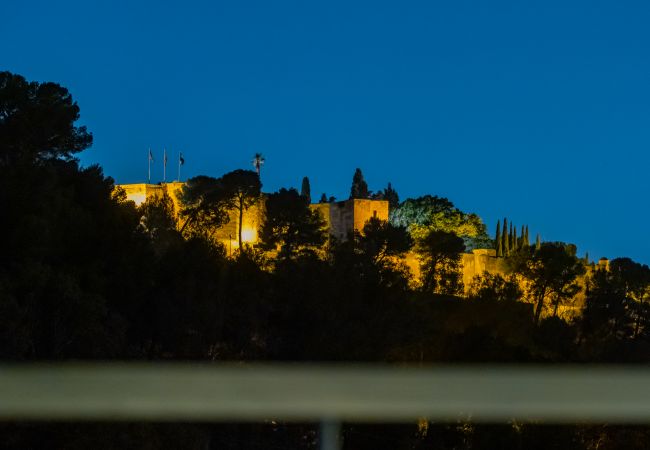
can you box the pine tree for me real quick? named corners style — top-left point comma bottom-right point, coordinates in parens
top-left (535, 233), bottom-right (541, 250)
top-left (503, 218), bottom-right (510, 257)
top-left (300, 176), bottom-right (311, 203)
top-left (350, 168), bottom-right (369, 199)
top-left (495, 220), bottom-right (502, 257)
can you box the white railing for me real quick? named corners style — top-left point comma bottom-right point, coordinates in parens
top-left (2, 364), bottom-right (650, 449)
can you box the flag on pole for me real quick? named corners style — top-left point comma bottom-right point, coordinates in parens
top-left (148, 148), bottom-right (154, 184)
top-left (163, 148), bottom-right (168, 182)
top-left (177, 152), bottom-right (184, 182)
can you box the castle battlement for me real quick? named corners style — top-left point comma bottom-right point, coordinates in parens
top-left (116, 182), bottom-right (389, 247)
top-left (116, 182), bottom-right (591, 320)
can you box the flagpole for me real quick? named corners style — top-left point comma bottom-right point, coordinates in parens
top-left (148, 147), bottom-right (151, 184)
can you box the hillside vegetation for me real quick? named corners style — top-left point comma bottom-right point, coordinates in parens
top-left (2, 71), bottom-right (650, 450)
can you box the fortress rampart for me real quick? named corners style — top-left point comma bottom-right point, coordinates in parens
top-left (117, 182), bottom-right (599, 320)
top-left (117, 183), bottom-right (389, 249)
top-left (116, 182), bottom-right (518, 285)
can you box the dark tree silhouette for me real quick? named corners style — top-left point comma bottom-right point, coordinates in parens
top-left (350, 168), bottom-right (369, 199)
top-left (259, 188), bottom-right (326, 256)
top-left (468, 272), bottom-right (522, 303)
top-left (300, 176), bottom-right (311, 204)
top-left (137, 191), bottom-right (181, 255)
top-left (0, 72), bottom-right (93, 166)
top-left (509, 242), bottom-right (585, 323)
top-left (4, 70), bottom-right (650, 450)
top-left (357, 217), bottom-right (412, 266)
top-left (416, 230), bottom-right (465, 295)
top-left (178, 175), bottom-right (230, 238)
top-left (582, 258), bottom-right (650, 343)
top-left (220, 169), bottom-right (261, 249)
top-left (495, 220), bottom-right (502, 257)
top-left (383, 182), bottom-right (400, 209)
top-left (502, 218), bottom-right (509, 257)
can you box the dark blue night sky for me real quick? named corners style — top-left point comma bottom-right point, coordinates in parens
top-left (3, 0), bottom-right (649, 263)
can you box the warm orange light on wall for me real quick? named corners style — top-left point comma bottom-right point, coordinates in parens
top-left (127, 193), bottom-right (147, 206)
top-left (241, 228), bottom-right (256, 243)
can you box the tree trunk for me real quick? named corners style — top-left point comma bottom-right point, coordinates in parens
top-left (238, 196), bottom-right (243, 250)
top-left (534, 286), bottom-right (547, 324)
top-left (179, 215), bottom-right (192, 234)
top-left (634, 300), bottom-right (643, 338)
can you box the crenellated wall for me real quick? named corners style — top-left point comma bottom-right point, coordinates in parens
top-left (116, 182), bottom-right (597, 321)
top-left (460, 249), bottom-right (508, 287)
top-left (117, 182), bottom-right (263, 251)
top-left (403, 249), bottom-right (508, 290)
top-left (327, 199), bottom-right (389, 240)
top-left (117, 184), bottom-right (387, 248)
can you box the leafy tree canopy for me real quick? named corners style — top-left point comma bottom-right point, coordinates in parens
top-left (390, 195), bottom-right (491, 250)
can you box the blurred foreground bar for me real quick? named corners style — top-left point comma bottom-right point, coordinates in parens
top-left (1, 364), bottom-right (650, 423)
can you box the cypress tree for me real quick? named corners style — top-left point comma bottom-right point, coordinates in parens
top-left (524, 225), bottom-right (529, 247)
top-left (300, 176), bottom-right (311, 204)
top-left (350, 168), bottom-right (369, 199)
top-left (512, 225), bottom-right (518, 252)
top-left (503, 218), bottom-right (510, 257)
top-left (319, 193), bottom-right (328, 203)
top-left (535, 233), bottom-right (541, 250)
top-left (495, 220), bottom-right (502, 257)
top-left (383, 182), bottom-right (400, 209)
top-left (509, 222), bottom-right (514, 252)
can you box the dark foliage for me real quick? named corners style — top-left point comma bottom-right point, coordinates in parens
top-left (3, 72), bottom-right (650, 449)
top-left (416, 230), bottom-right (465, 295)
top-left (0, 72), bottom-right (92, 165)
top-left (259, 187), bottom-right (326, 256)
top-left (350, 168), bottom-right (369, 199)
top-left (300, 176), bottom-right (311, 203)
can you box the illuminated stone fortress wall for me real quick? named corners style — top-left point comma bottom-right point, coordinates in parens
top-left (117, 182), bottom-right (502, 281)
top-left (117, 182), bottom-right (597, 319)
top-left (117, 183), bottom-right (389, 250)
